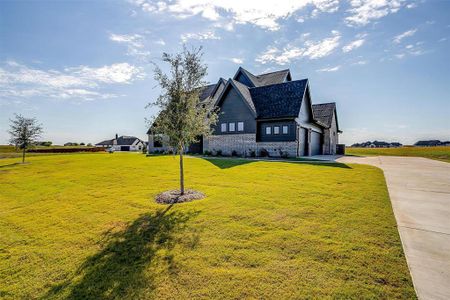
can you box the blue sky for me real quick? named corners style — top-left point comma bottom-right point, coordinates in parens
top-left (1, 0), bottom-right (449, 145)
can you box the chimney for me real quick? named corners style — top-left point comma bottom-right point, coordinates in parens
top-left (115, 133), bottom-right (118, 140)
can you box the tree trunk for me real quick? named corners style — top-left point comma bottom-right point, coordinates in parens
top-left (22, 147), bottom-right (26, 164)
top-left (179, 146), bottom-right (185, 195)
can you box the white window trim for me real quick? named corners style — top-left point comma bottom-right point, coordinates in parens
top-left (229, 122), bottom-right (235, 132)
top-left (282, 125), bottom-right (289, 134)
top-left (265, 126), bottom-right (271, 135)
top-left (221, 123), bottom-right (227, 132)
top-left (237, 122), bottom-right (244, 132)
top-left (274, 126), bottom-right (280, 135)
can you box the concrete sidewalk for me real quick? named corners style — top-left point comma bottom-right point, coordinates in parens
top-left (336, 156), bottom-right (450, 300)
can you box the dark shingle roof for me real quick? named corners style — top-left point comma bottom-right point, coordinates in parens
top-left (255, 69), bottom-right (291, 86)
top-left (199, 83), bottom-right (217, 102)
top-left (95, 139), bottom-right (114, 146)
top-left (236, 67), bottom-right (291, 87)
top-left (312, 103), bottom-right (336, 128)
top-left (231, 79), bottom-right (256, 114)
top-left (249, 79), bottom-right (308, 119)
top-left (116, 136), bottom-right (141, 145)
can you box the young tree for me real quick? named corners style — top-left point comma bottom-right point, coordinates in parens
top-left (150, 46), bottom-right (218, 195)
top-left (8, 114), bottom-right (43, 163)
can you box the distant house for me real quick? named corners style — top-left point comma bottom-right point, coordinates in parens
top-left (351, 141), bottom-right (402, 148)
top-left (96, 134), bottom-right (145, 151)
top-left (147, 67), bottom-right (342, 157)
top-left (414, 140), bottom-right (448, 147)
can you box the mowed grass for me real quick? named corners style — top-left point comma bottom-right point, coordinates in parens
top-left (0, 145), bottom-right (101, 159)
top-left (0, 153), bottom-right (415, 299)
top-left (346, 146), bottom-right (450, 163)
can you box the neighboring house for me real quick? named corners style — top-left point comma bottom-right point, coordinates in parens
top-left (96, 134), bottom-right (145, 151)
top-left (352, 141), bottom-right (403, 148)
top-left (147, 67), bottom-right (342, 157)
top-left (414, 140), bottom-right (448, 147)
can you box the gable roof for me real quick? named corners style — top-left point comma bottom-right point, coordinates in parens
top-left (199, 83), bottom-right (217, 102)
top-left (249, 79), bottom-right (308, 119)
top-left (116, 136), bottom-right (142, 145)
top-left (214, 79), bottom-right (257, 116)
top-left (312, 103), bottom-right (338, 129)
top-left (233, 67), bottom-right (291, 87)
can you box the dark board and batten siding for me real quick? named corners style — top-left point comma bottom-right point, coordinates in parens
top-left (257, 120), bottom-right (297, 142)
top-left (213, 87), bottom-right (256, 135)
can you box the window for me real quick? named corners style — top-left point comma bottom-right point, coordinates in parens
top-left (238, 122), bottom-right (244, 131)
top-left (265, 126), bottom-right (271, 135)
top-left (153, 140), bottom-right (163, 148)
top-left (274, 126), bottom-right (280, 134)
top-left (221, 123), bottom-right (227, 132)
top-left (282, 125), bottom-right (289, 134)
top-left (229, 122), bottom-right (235, 132)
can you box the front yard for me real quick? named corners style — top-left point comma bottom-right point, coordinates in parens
top-left (0, 153), bottom-right (415, 299)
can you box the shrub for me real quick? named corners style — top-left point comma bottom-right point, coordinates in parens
top-left (203, 150), bottom-right (212, 156)
top-left (142, 147), bottom-right (147, 154)
top-left (216, 150), bottom-right (222, 156)
top-left (259, 148), bottom-right (269, 157)
top-left (249, 149), bottom-right (256, 157)
top-left (231, 150), bottom-right (238, 157)
top-left (279, 149), bottom-right (289, 158)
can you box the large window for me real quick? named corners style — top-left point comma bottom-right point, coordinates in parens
top-left (221, 123), bottom-right (227, 132)
top-left (274, 126), bottom-right (280, 134)
top-left (229, 122), bottom-right (235, 132)
top-left (238, 122), bottom-right (244, 131)
top-left (265, 126), bottom-right (271, 135)
top-left (282, 125), bottom-right (289, 134)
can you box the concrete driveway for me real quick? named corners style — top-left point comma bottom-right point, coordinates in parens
top-left (336, 156), bottom-right (450, 300)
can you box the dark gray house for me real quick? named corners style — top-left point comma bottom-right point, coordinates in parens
top-left (148, 67), bottom-right (341, 157)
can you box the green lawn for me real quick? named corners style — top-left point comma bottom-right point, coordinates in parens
top-left (346, 146), bottom-right (450, 163)
top-left (0, 154), bottom-right (415, 299)
top-left (0, 145), bottom-right (102, 159)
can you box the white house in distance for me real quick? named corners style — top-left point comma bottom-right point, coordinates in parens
top-left (95, 134), bottom-right (145, 152)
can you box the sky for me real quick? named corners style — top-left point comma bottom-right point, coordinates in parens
top-left (0, 0), bottom-right (449, 145)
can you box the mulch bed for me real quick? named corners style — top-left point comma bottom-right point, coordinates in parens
top-left (155, 189), bottom-right (205, 204)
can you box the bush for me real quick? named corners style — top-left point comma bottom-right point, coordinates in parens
top-left (249, 149), bottom-right (256, 158)
top-left (231, 150), bottom-right (238, 157)
top-left (279, 149), bottom-right (289, 158)
top-left (259, 148), bottom-right (269, 157)
top-left (142, 147), bottom-right (147, 154)
top-left (216, 150), bottom-right (222, 156)
top-left (203, 150), bottom-right (212, 156)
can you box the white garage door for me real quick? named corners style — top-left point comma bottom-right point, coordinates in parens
top-left (310, 131), bottom-right (322, 156)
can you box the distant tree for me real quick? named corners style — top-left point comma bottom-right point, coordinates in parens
top-left (80, 142), bottom-right (85, 146)
top-left (8, 114), bottom-right (43, 163)
top-left (149, 46), bottom-right (218, 195)
top-left (87, 143), bottom-right (92, 147)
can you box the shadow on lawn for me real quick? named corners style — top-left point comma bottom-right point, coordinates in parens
top-left (203, 157), bottom-right (351, 169)
top-left (44, 205), bottom-right (198, 299)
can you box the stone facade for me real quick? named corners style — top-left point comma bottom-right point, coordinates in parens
top-left (147, 134), bottom-right (171, 153)
top-left (204, 134), bottom-right (298, 157)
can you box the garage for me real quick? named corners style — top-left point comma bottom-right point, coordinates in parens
top-left (310, 131), bottom-right (322, 156)
top-left (120, 146), bottom-right (130, 151)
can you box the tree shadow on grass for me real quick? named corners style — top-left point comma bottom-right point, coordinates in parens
top-left (203, 157), bottom-right (351, 169)
top-left (44, 205), bottom-right (198, 299)
top-left (0, 162), bottom-right (22, 169)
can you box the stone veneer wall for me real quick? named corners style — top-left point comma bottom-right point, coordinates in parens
top-left (204, 134), bottom-right (298, 157)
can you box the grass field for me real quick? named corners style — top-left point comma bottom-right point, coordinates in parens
top-left (0, 145), bottom-right (101, 159)
top-left (0, 153), bottom-right (415, 299)
top-left (346, 146), bottom-right (450, 163)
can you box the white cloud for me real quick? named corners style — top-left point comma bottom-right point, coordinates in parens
top-left (131, 0), bottom-right (340, 31)
top-left (155, 39), bottom-right (166, 45)
top-left (256, 31), bottom-right (341, 64)
top-left (342, 38), bottom-right (365, 52)
top-left (180, 31), bottom-right (220, 42)
top-left (229, 58), bottom-right (244, 64)
top-left (406, 3), bottom-right (417, 9)
top-left (353, 60), bottom-right (368, 65)
top-left (109, 33), bottom-right (150, 61)
top-left (345, 0), bottom-right (404, 27)
top-left (393, 29), bottom-right (417, 43)
top-left (317, 65), bottom-right (341, 72)
top-left (0, 61), bottom-right (145, 101)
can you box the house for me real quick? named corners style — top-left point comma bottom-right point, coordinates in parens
top-left (96, 134), bottom-right (145, 151)
top-left (147, 67), bottom-right (342, 157)
top-left (414, 140), bottom-right (447, 147)
top-left (351, 141), bottom-right (403, 148)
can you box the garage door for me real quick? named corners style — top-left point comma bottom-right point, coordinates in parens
top-left (120, 146), bottom-right (130, 151)
top-left (310, 131), bottom-right (322, 156)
